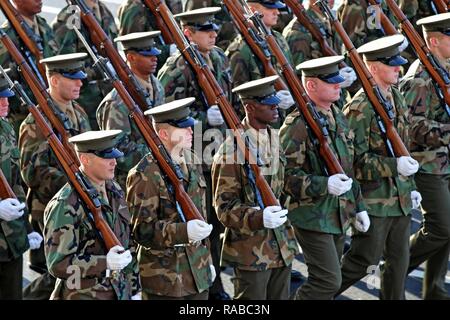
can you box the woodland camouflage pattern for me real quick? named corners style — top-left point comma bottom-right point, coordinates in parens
top-left (0, 117), bottom-right (30, 262)
top-left (44, 178), bottom-right (139, 300)
top-left (282, 7), bottom-right (343, 66)
top-left (19, 101), bottom-right (91, 228)
top-left (280, 104), bottom-right (366, 234)
top-left (158, 48), bottom-right (232, 129)
top-left (211, 119), bottom-right (299, 271)
top-left (126, 150), bottom-right (213, 298)
top-left (399, 59), bottom-right (450, 175)
top-left (342, 87), bottom-right (415, 217)
top-left (96, 74), bottom-right (165, 190)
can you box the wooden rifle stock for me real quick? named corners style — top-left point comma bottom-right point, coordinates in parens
top-left (144, 0), bottom-right (280, 208)
top-left (71, 26), bottom-right (205, 222)
top-left (0, 0), bottom-right (48, 86)
top-left (0, 30), bottom-right (80, 166)
top-left (0, 169), bottom-right (16, 199)
top-left (316, 0), bottom-right (410, 157)
top-left (0, 65), bottom-right (121, 251)
top-left (284, 0), bottom-right (347, 68)
top-left (380, 0), bottom-right (450, 112)
top-left (222, 0), bottom-right (288, 90)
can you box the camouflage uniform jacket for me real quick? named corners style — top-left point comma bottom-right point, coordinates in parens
top-left (343, 87), bottom-right (415, 217)
top-left (280, 104), bottom-right (366, 234)
top-left (19, 101), bottom-right (91, 225)
top-left (282, 8), bottom-right (343, 67)
top-left (337, 0), bottom-right (397, 50)
top-left (96, 74), bottom-right (165, 190)
top-left (44, 177), bottom-right (139, 300)
top-left (158, 47), bottom-right (233, 165)
top-left (226, 30), bottom-right (293, 88)
top-left (117, 0), bottom-right (181, 72)
top-left (0, 16), bottom-right (59, 134)
top-left (126, 150), bottom-right (213, 298)
top-left (211, 118), bottom-right (299, 271)
top-left (0, 117), bottom-right (31, 262)
top-left (399, 59), bottom-right (450, 175)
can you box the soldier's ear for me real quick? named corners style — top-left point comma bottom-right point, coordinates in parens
top-left (305, 79), bottom-right (316, 92)
top-left (49, 74), bottom-right (59, 87)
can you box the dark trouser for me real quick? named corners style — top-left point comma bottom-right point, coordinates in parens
top-left (410, 173), bottom-right (450, 299)
top-left (144, 290), bottom-right (209, 300)
top-left (338, 215), bottom-right (411, 300)
top-left (294, 228), bottom-right (345, 300)
top-left (204, 171), bottom-right (226, 295)
top-left (233, 266), bottom-right (291, 300)
top-left (0, 256), bottom-right (23, 300)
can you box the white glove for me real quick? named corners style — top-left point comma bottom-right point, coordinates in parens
top-left (27, 232), bottom-right (43, 250)
top-left (397, 156), bottom-right (419, 177)
top-left (210, 264), bottom-right (216, 283)
top-left (354, 210), bottom-right (370, 232)
top-left (339, 66), bottom-right (357, 88)
top-left (411, 190), bottom-right (422, 209)
top-left (206, 105), bottom-right (224, 126)
top-left (399, 37), bottom-right (409, 52)
top-left (106, 245), bottom-right (132, 271)
top-left (0, 198), bottom-right (25, 221)
top-left (327, 174), bottom-right (353, 196)
top-left (131, 292), bottom-right (142, 300)
top-left (263, 205), bottom-right (288, 229)
top-left (187, 219), bottom-right (213, 242)
top-left (276, 90), bottom-right (295, 110)
top-left (169, 43), bottom-right (177, 55)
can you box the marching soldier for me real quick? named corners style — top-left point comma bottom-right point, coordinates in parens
top-left (52, 0), bottom-right (118, 130)
top-left (338, 35), bottom-right (419, 300)
top-left (226, 0), bottom-right (295, 126)
top-left (158, 6), bottom-right (232, 126)
top-left (19, 53), bottom-right (92, 299)
top-left (117, 0), bottom-right (182, 73)
top-left (0, 71), bottom-right (42, 300)
top-left (212, 76), bottom-right (299, 300)
top-left (282, 0), bottom-right (356, 107)
top-left (183, 0), bottom-right (237, 51)
top-left (280, 56), bottom-right (369, 300)
top-left (127, 98), bottom-right (215, 300)
top-left (44, 130), bottom-right (140, 300)
top-left (399, 13), bottom-right (450, 300)
top-left (0, 0), bottom-right (59, 138)
top-left (157, 7), bottom-right (233, 300)
top-left (97, 31), bottom-right (165, 191)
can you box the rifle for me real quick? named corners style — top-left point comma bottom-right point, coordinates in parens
top-left (368, 0), bottom-right (450, 117)
top-left (230, 0), bottom-right (345, 175)
top-left (144, 0), bottom-right (280, 208)
top-left (432, 0), bottom-right (449, 13)
top-left (0, 65), bottom-right (122, 251)
top-left (0, 167), bottom-right (16, 200)
top-left (0, 30), bottom-right (80, 166)
top-left (316, 0), bottom-right (410, 157)
top-left (71, 26), bottom-right (205, 222)
top-left (222, 0), bottom-right (288, 91)
top-left (284, 0), bottom-right (347, 67)
top-left (0, 0), bottom-right (48, 87)
top-left (66, 0), bottom-right (159, 112)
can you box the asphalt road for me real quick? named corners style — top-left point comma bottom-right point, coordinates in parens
top-left (3, 0), bottom-right (450, 300)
